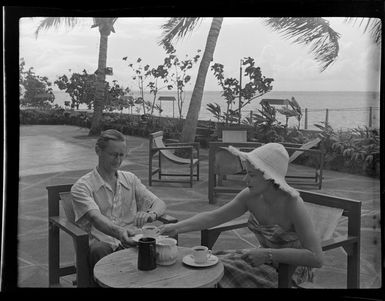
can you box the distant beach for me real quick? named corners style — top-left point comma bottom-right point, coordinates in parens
top-left (52, 90), bottom-right (380, 130)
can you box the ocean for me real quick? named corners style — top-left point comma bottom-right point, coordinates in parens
top-left (52, 90), bottom-right (380, 130)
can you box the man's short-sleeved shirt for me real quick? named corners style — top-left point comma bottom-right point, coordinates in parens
top-left (71, 168), bottom-right (165, 249)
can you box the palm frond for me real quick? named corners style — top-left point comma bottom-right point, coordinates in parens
top-left (265, 17), bottom-right (341, 72)
top-left (159, 18), bottom-right (202, 50)
top-left (35, 17), bottom-right (79, 38)
top-left (345, 17), bottom-right (381, 46)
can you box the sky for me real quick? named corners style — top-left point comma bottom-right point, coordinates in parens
top-left (19, 17), bottom-right (381, 93)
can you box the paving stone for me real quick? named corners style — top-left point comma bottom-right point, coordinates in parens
top-left (16, 125), bottom-right (381, 288)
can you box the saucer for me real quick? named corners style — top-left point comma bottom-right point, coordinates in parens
top-left (132, 234), bottom-right (168, 243)
top-left (182, 254), bottom-right (219, 267)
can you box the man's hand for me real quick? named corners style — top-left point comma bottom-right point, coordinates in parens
top-left (118, 228), bottom-right (137, 248)
top-left (134, 211), bottom-right (155, 227)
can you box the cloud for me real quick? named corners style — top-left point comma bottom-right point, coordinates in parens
top-left (19, 17), bottom-right (381, 93)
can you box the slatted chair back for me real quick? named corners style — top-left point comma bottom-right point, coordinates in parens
top-left (149, 131), bottom-right (200, 187)
top-left (304, 202), bottom-right (343, 241)
top-left (152, 133), bottom-right (193, 164)
top-left (289, 138), bottom-right (321, 163)
top-left (222, 129), bottom-right (248, 143)
top-left (59, 191), bottom-right (76, 223)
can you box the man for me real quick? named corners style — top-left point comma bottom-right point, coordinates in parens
top-left (71, 129), bottom-right (166, 285)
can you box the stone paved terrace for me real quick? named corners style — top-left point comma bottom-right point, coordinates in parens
top-left (16, 125), bottom-right (381, 288)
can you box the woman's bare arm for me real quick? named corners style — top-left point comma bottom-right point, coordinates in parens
top-left (166, 188), bottom-right (250, 234)
top-left (266, 197), bottom-right (324, 268)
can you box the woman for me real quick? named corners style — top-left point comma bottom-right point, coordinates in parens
top-left (160, 143), bottom-right (323, 288)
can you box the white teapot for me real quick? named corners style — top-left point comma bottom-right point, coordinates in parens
top-left (156, 237), bottom-right (178, 265)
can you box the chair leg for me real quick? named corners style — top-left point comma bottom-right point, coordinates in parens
top-left (48, 223), bottom-right (60, 287)
top-left (197, 162), bottom-right (200, 181)
top-left (201, 229), bottom-right (221, 250)
top-left (75, 236), bottom-right (91, 287)
top-left (346, 243), bottom-right (360, 288)
top-left (218, 175), bottom-right (223, 186)
top-left (149, 154), bottom-right (153, 186)
top-left (278, 263), bottom-right (294, 288)
top-left (190, 163), bottom-right (193, 188)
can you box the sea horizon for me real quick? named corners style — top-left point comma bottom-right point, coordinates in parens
top-left (51, 89), bottom-right (380, 130)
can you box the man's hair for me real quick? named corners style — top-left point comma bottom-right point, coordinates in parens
top-left (95, 129), bottom-right (125, 150)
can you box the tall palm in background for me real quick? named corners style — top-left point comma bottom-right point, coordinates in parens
top-left (35, 17), bottom-right (118, 136)
top-left (159, 18), bottom-right (223, 144)
top-left (159, 17), bottom-right (381, 144)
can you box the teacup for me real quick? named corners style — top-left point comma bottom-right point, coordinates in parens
top-left (192, 246), bottom-right (212, 264)
top-left (142, 225), bottom-right (160, 238)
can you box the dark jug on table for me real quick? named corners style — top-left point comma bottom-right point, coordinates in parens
top-left (137, 237), bottom-right (157, 271)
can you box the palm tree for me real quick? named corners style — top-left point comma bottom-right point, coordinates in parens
top-left (345, 17), bottom-right (381, 46)
top-left (159, 18), bottom-right (224, 144)
top-left (35, 17), bottom-right (118, 136)
top-left (159, 17), bottom-right (380, 144)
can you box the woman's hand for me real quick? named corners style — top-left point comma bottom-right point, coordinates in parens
top-left (134, 211), bottom-right (154, 227)
top-left (159, 223), bottom-right (178, 237)
top-left (241, 248), bottom-right (269, 267)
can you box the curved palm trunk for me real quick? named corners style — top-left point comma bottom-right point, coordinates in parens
top-left (89, 28), bottom-right (110, 136)
top-left (180, 18), bottom-right (223, 143)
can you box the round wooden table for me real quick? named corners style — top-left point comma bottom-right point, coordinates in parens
top-left (94, 247), bottom-right (224, 288)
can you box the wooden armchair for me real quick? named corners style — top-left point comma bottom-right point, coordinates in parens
top-left (201, 189), bottom-right (361, 288)
top-left (215, 124), bottom-right (254, 142)
top-left (208, 141), bottom-right (324, 204)
top-left (149, 131), bottom-right (200, 188)
top-left (47, 184), bottom-right (178, 287)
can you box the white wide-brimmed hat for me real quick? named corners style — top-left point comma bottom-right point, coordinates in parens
top-left (227, 143), bottom-right (299, 198)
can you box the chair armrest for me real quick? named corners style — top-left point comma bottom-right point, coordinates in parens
top-left (164, 139), bottom-right (180, 144)
top-left (49, 216), bottom-right (91, 287)
top-left (206, 219), bottom-right (248, 232)
top-left (158, 214), bottom-right (178, 224)
top-left (167, 142), bottom-right (200, 147)
top-left (153, 146), bottom-right (194, 151)
top-left (166, 142), bottom-right (200, 152)
top-left (321, 235), bottom-right (359, 252)
top-left (201, 218), bottom-right (249, 249)
top-left (50, 216), bottom-right (88, 239)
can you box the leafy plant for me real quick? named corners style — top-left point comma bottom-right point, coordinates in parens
top-left (55, 69), bottom-right (130, 112)
top-left (124, 49), bottom-right (200, 119)
top-left (162, 45), bottom-right (201, 119)
top-left (276, 97), bottom-right (302, 127)
top-left (314, 122), bottom-right (380, 176)
top-left (332, 126), bottom-right (380, 169)
top-left (55, 69), bottom-right (96, 109)
top-left (20, 58), bottom-right (55, 109)
top-left (207, 57), bottom-right (273, 125)
top-left (105, 82), bottom-right (132, 115)
top-left (252, 103), bottom-right (286, 142)
top-left (125, 57), bottom-right (153, 115)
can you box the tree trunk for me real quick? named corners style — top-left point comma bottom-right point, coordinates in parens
top-left (180, 17), bottom-right (223, 143)
top-left (89, 28), bottom-right (110, 136)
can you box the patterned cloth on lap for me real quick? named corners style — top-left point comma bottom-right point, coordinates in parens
top-left (215, 213), bottom-right (313, 288)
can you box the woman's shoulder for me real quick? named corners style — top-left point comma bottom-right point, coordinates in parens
top-left (238, 188), bottom-right (263, 205)
top-left (284, 194), bottom-right (309, 220)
